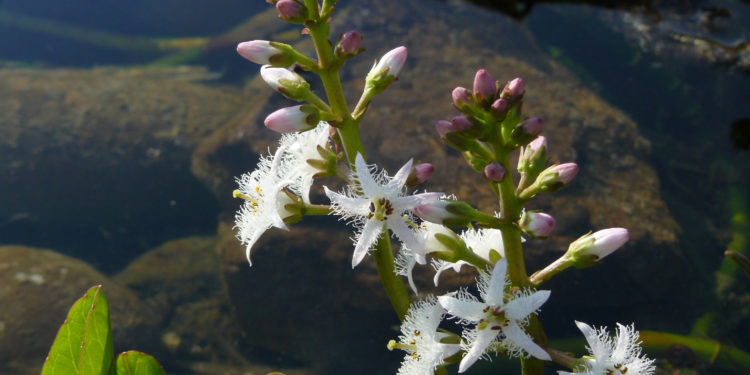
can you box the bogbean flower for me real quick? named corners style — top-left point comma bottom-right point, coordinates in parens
top-left (390, 297), bottom-right (461, 375)
top-left (558, 321), bottom-right (655, 375)
top-left (234, 145), bottom-right (296, 265)
top-left (432, 226), bottom-right (514, 286)
top-left (325, 153), bottom-right (442, 268)
top-left (396, 222), bottom-right (460, 292)
top-left (279, 122), bottom-right (331, 203)
top-left (439, 258), bottom-right (551, 372)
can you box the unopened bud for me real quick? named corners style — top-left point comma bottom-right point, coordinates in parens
top-left (512, 117), bottom-right (543, 145)
top-left (406, 163), bottom-right (435, 187)
top-left (501, 77), bottom-right (525, 100)
top-left (260, 65), bottom-right (311, 100)
top-left (264, 105), bottom-right (319, 133)
top-left (483, 162), bottom-right (506, 181)
top-left (435, 120), bottom-right (454, 138)
top-left (452, 87), bottom-right (472, 111)
top-left (522, 162), bottom-right (578, 198)
top-left (520, 211), bottom-right (556, 238)
top-left (335, 30), bottom-right (363, 57)
top-left (365, 46), bottom-right (407, 94)
top-left (237, 40), bottom-right (294, 67)
top-left (473, 69), bottom-right (496, 105)
top-left (567, 228), bottom-right (629, 267)
top-left (518, 135), bottom-right (548, 175)
top-left (276, 0), bottom-right (307, 23)
top-left (491, 98), bottom-right (508, 112)
top-left (451, 116), bottom-right (473, 132)
top-left (414, 200), bottom-right (478, 227)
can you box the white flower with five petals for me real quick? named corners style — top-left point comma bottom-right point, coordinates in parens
top-left (234, 145), bottom-right (296, 265)
top-left (438, 258), bottom-right (551, 372)
top-left (558, 321), bottom-right (655, 375)
top-left (324, 153), bottom-right (442, 268)
top-left (279, 122), bottom-right (331, 204)
top-left (393, 296), bottom-right (461, 375)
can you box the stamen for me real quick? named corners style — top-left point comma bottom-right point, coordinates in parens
top-left (233, 190), bottom-right (260, 206)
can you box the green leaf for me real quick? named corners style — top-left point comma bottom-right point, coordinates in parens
top-left (113, 351), bottom-right (166, 375)
top-left (42, 285), bottom-right (114, 375)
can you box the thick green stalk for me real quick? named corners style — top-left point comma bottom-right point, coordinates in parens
top-left (496, 153), bottom-right (528, 286)
top-left (306, 18), bottom-right (411, 321)
top-left (372, 234), bottom-right (411, 320)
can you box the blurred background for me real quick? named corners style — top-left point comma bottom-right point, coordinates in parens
top-left (0, 0), bottom-right (748, 374)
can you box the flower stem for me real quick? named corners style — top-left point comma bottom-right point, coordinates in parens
top-left (529, 256), bottom-right (571, 287)
top-left (495, 153), bottom-right (528, 286)
top-left (372, 233), bottom-right (411, 320)
top-left (303, 204), bottom-right (331, 216)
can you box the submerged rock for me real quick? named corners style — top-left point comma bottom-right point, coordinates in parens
top-left (0, 246), bottom-right (158, 371)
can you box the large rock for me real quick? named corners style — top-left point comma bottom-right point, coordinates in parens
top-left (0, 66), bottom-right (244, 270)
top-left (0, 246), bottom-right (159, 372)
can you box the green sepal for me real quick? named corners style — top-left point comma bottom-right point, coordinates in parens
top-left (42, 285), bottom-right (114, 375)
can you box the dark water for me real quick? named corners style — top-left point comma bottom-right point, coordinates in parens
top-left (1, 0), bottom-right (749, 374)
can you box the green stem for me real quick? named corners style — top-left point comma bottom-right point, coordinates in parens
top-left (303, 204), bottom-right (331, 216)
top-left (529, 256), bottom-right (572, 287)
top-left (372, 234), bottom-right (411, 320)
top-left (546, 348), bottom-right (579, 369)
top-left (496, 153), bottom-right (528, 286)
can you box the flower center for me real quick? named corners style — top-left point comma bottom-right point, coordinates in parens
top-left (477, 305), bottom-right (509, 331)
top-left (368, 197), bottom-right (394, 221)
top-left (605, 364), bottom-right (629, 375)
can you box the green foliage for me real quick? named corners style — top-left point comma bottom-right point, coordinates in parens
top-left (114, 351), bottom-right (166, 375)
top-left (41, 285), bottom-right (165, 375)
top-left (42, 285), bottom-right (113, 375)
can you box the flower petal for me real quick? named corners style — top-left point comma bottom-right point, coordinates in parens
top-left (388, 217), bottom-right (425, 262)
top-left (575, 321), bottom-right (610, 361)
top-left (433, 260), bottom-right (470, 286)
top-left (503, 322), bottom-right (551, 361)
top-left (504, 290), bottom-right (550, 321)
top-left (485, 258), bottom-right (508, 306)
top-left (324, 186), bottom-right (370, 217)
top-left (437, 295), bottom-right (485, 322)
top-left (352, 218), bottom-right (383, 268)
top-left (353, 153), bottom-right (381, 197)
top-left (386, 158), bottom-right (414, 193)
top-left (459, 328), bottom-right (498, 373)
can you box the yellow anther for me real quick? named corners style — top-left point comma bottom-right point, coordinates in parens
top-left (256, 186), bottom-right (263, 196)
top-left (233, 189), bottom-right (260, 206)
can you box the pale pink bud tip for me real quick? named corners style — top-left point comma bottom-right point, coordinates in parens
top-left (406, 163), bottom-right (435, 186)
top-left (554, 163), bottom-right (578, 184)
top-left (377, 46), bottom-right (408, 78)
top-left (529, 135), bottom-right (547, 153)
top-left (473, 69), bottom-right (496, 103)
top-left (484, 162), bottom-right (506, 181)
top-left (521, 117), bottom-right (543, 137)
top-left (590, 228), bottom-right (629, 259)
top-left (237, 40), bottom-right (274, 65)
top-left (264, 105), bottom-right (318, 133)
top-left (435, 120), bottom-right (453, 138)
top-left (522, 212), bottom-right (556, 237)
top-left (491, 98), bottom-right (508, 112)
top-left (506, 77), bottom-right (525, 99)
top-left (452, 87), bottom-right (472, 108)
top-left (337, 30), bottom-right (362, 55)
top-left (276, 0), bottom-right (306, 22)
top-left (451, 116), bottom-right (473, 132)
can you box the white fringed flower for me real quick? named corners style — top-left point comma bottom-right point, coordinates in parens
top-left (394, 297), bottom-right (460, 375)
top-left (325, 153), bottom-right (441, 268)
top-left (397, 222), bottom-right (459, 292)
top-left (279, 122), bottom-right (331, 203)
top-left (234, 145), bottom-right (296, 266)
top-left (432, 227), bottom-right (506, 286)
top-left (558, 321), bottom-right (655, 375)
top-left (438, 258), bottom-right (551, 372)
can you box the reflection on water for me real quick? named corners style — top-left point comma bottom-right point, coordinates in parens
top-left (0, 0), bottom-right (749, 374)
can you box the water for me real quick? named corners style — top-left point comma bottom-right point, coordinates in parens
top-left (0, 0), bottom-right (748, 374)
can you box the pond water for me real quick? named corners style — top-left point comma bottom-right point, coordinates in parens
top-left (0, 0), bottom-right (749, 374)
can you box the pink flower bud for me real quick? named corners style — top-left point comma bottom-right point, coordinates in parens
top-left (520, 211), bottom-right (556, 238)
top-left (587, 228), bottom-right (629, 259)
top-left (521, 117), bottom-right (543, 137)
top-left (373, 46), bottom-right (407, 78)
top-left (553, 163), bottom-right (578, 184)
top-left (451, 116), bottom-right (473, 132)
top-left (260, 65), bottom-right (310, 99)
top-left (336, 30), bottom-right (362, 56)
top-left (435, 120), bottom-right (454, 138)
top-left (414, 200), bottom-right (476, 227)
top-left (473, 69), bottom-right (496, 104)
top-left (491, 98), bottom-right (508, 112)
top-left (406, 163), bottom-right (435, 187)
top-left (502, 77), bottom-right (525, 100)
top-left (528, 135), bottom-right (547, 153)
top-left (276, 0), bottom-right (307, 23)
top-left (237, 40), bottom-right (276, 64)
top-left (483, 162), bottom-right (506, 181)
top-left (452, 87), bottom-right (472, 109)
top-left (264, 105), bottom-right (319, 133)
